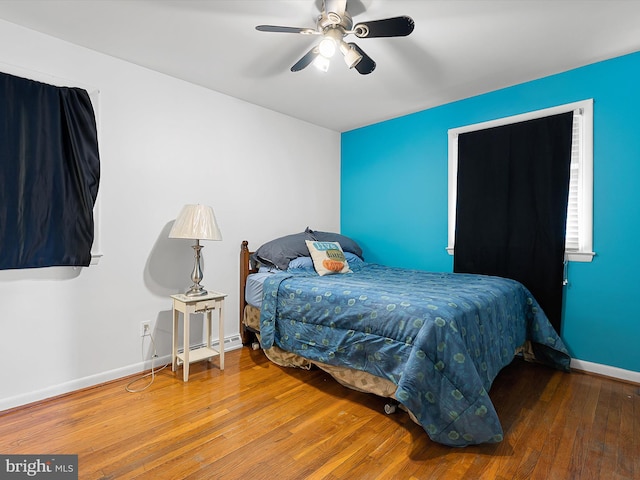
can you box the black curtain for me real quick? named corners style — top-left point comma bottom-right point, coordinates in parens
top-left (453, 112), bottom-right (573, 332)
top-left (0, 71), bottom-right (100, 269)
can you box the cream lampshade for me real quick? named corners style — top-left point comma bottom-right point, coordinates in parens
top-left (169, 204), bottom-right (222, 297)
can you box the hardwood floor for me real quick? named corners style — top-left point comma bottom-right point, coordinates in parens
top-left (1, 347), bottom-right (638, 480)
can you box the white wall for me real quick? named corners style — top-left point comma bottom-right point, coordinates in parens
top-left (0, 19), bottom-right (341, 410)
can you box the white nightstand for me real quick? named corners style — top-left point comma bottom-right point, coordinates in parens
top-left (171, 291), bottom-right (227, 382)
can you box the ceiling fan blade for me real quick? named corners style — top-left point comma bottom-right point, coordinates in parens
top-left (256, 25), bottom-right (317, 35)
top-left (291, 47), bottom-right (320, 72)
top-left (349, 43), bottom-right (376, 75)
top-left (353, 16), bottom-right (415, 38)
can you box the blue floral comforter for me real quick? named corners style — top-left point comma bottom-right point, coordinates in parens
top-left (259, 263), bottom-right (570, 446)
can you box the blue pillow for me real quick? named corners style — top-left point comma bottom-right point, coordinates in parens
top-left (258, 265), bottom-right (279, 273)
top-left (344, 252), bottom-right (364, 265)
top-left (288, 256), bottom-right (314, 270)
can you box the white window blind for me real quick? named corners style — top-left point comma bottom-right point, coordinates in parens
top-left (447, 99), bottom-right (594, 262)
top-left (565, 111), bottom-right (582, 251)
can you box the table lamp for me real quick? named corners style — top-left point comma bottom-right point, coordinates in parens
top-left (169, 204), bottom-right (222, 297)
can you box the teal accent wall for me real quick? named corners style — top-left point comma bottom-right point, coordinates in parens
top-left (341, 51), bottom-right (640, 372)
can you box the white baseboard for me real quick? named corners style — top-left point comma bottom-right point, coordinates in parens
top-left (571, 358), bottom-right (640, 384)
top-left (4, 345), bottom-right (634, 413)
top-left (0, 334), bottom-right (244, 412)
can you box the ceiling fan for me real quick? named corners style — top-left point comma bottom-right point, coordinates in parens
top-left (255, 0), bottom-right (415, 74)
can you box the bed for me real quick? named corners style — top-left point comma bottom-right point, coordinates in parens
top-left (240, 232), bottom-right (571, 447)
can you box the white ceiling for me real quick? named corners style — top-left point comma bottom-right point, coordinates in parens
top-left (1, 0), bottom-right (640, 132)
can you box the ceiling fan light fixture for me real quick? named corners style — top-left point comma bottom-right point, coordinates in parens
top-left (339, 42), bottom-right (362, 68)
top-left (313, 54), bottom-right (331, 72)
top-left (318, 37), bottom-right (337, 58)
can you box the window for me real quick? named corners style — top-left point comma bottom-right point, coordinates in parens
top-left (447, 99), bottom-right (594, 262)
top-left (0, 61), bottom-right (102, 265)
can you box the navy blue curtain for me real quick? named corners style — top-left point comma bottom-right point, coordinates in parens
top-left (453, 112), bottom-right (573, 333)
top-left (0, 71), bottom-right (100, 269)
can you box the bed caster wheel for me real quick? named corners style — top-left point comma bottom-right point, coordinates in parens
top-left (251, 341), bottom-right (260, 350)
top-left (384, 403), bottom-right (397, 415)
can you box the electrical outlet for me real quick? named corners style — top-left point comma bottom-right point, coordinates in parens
top-left (140, 321), bottom-right (151, 337)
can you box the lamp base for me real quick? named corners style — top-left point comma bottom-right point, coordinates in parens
top-left (185, 285), bottom-right (208, 297)
top-left (185, 240), bottom-right (208, 297)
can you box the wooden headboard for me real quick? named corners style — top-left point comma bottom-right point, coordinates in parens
top-left (240, 240), bottom-right (259, 345)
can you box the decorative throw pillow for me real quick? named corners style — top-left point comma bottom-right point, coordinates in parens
top-left (305, 240), bottom-right (352, 276)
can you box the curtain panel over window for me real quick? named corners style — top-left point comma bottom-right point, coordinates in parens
top-left (0, 71), bottom-right (100, 270)
top-left (453, 112), bottom-right (573, 333)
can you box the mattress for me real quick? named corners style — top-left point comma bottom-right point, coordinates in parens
top-left (245, 271), bottom-right (271, 308)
